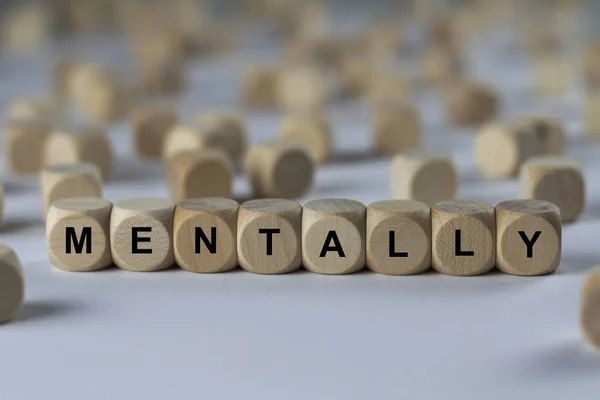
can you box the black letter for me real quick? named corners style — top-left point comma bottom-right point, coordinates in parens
top-left (319, 231), bottom-right (345, 257)
top-left (518, 231), bottom-right (542, 258)
top-left (389, 231), bottom-right (408, 257)
top-left (195, 227), bottom-right (217, 254)
top-left (65, 227), bottom-right (92, 254)
top-left (259, 228), bottom-right (280, 256)
top-left (132, 227), bottom-right (152, 254)
top-left (455, 230), bottom-right (474, 256)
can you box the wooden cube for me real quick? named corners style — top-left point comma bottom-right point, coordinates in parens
top-left (280, 113), bottom-right (332, 164)
top-left (67, 63), bottom-right (131, 123)
top-left (1, 2), bottom-right (50, 54)
top-left (302, 198), bottom-right (366, 275)
top-left (447, 81), bottom-right (499, 126)
top-left (195, 113), bottom-right (247, 164)
top-left (164, 121), bottom-right (244, 163)
top-left (367, 71), bottom-right (411, 105)
top-left (373, 103), bottom-right (421, 156)
top-left (583, 92), bottom-right (600, 139)
top-left (242, 66), bottom-right (280, 110)
top-left (128, 21), bottom-right (188, 94)
top-left (495, 200), bottom-right (561, 276)
top-left (583, 43), bottom-right (600, 89)
top-left (277, 64), bottom-right (328, 112)
top-left (44, 126), bottom-right (114, 181)
top-left (391, 151), bottom-right (457, 206)
top-left (244, 142), bottom-right (315, 199)
top-left (110, 198), bottom-right (175, 272)
top-left (41, 163), bottom-right (103, 218)
top-left (338, 53), bottom-right (370, 97)
top-left (173, 198), bottom-right (239, 273)
top-left (282, 36), bottom-right (342, 68)
top-left (475, 123), bottom-right (540, 178)
top-left (581, 267), bottom-right (600, 350)
top-left (520, 156), bottom-right (585, 223)
top-left (511, 116), bottom-right (565, 155)
top-left (6, 99), bottom-right (63, 126)
top-left (431, 200), bottom-right (495, 276)
top-left (163, 125), bottom-right (203, 160)
top-left (366, 200), bottom-right (431, 275)
top-left (46, 197), bottom-right (113, 272)
top-left (52, 58), bottom-right (77, 99)
top-left (166, 150), bottom-right (234, 202)
top-left (365, 23), bottom-right (402, 59)
top-left (132, 30), bottom-right (187, 95)
top-left (130, 107), bottom-right (179, 160)
top-left (4, 119), bottom-right (51, 174)
top-left (238, 199), bottom-right (302, 274)
top-left (531, 53), bottom-right (570, 97)
top-left (0, 245), bottom-right (24, 323)
top-left (0, 182), bottom-right (4, 225)
top-left (422, 45), bottom-right (463, 86)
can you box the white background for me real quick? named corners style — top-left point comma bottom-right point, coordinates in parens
top-left (0, 15), bottom-right (600, 400)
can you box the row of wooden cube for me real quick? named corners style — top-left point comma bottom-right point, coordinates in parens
top-left (47, 197), bottom-right (561, 277)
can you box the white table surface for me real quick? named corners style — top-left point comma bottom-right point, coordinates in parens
top-left (0, 20), bottom-right (600, 400)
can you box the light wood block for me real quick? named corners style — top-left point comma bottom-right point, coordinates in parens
top-left (41, 163), bottom-right (103, 218)
top-left (373, 103), bottom-right (421, 156)
top-left (520, 156), bottom-right (585, 223)
top-left (302, 198), bottom-right (366, 275)
top-left (531, 53), bottom-right (570, 97)
top-left (277, 64), bottom-right (328, 112)
top-left (0, 182), bottom-right (4, 225)
top-left (132, 31), bottom-right (187, 95)
top-left (6, 99), bottom-right (63, 126)
top-left (244, 142), bottom-right (315, 199)
top-left (511, 116), bottom-right (565, 155)
top-left (282, 36), bottom-right (342, 69)
top-left (581, 267), bottom-right (600, 351)
top-left (366, 200), bottom-right (431, 275)
top-left (44, 126), bottom-right (114, 181)
top-left (339, 53), bottom-right (369, 97)
top-left (391, 151), bottom-right (457, 206)
top-left (422, 45), bottom-right (463, 86)
top-left (164, 122), bottom-right (244, 163)
top-left (242, 66), bottom-right (279, 110)
top-left (447, 81), bottom-right (499, 126)
top-left (365, 23), bottom-right (401, 59)
top-left (46, 197), bottom-right (113, 272)
top-left (475, 123), bottom-right (540, 178)
top-left (495, 199), bottom-right (561, 276)
top-left (173, 198), bottom-right (239, 273)
top-left (1, 2), bottom-right (49, 54)
top-left (166, 150), bottom-right (234, 202)
top-left (110, 198), bottom-right (175, 272)
top-left (0, 245), bottom-right (24, 323)
top-left (130, 107), bottom-right (179, 160)
top-left (163, 125), bottom-right (204, 160)
top-left (367, 71), bottom-right (411, 105)
top-left (432, 200), bottom-right (495, 276)
top-left (67, 63), bottom-right (131, 123)
top-left (583, 92), bottom-right (600, 139)
top-left (4, 118), bottom-right (51, 174)
top-left (238, 199), bottom-right (302, 274)
top-left (195, 112), bottom-right (247, 164)
top-left (583, 43), bottom-right (600, 89)
top-left (280, 113), bottom-right (333, 164)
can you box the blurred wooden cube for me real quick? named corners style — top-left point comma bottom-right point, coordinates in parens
top-left (242, 66), bottom-right (280, 110)
top-left (531, 53), bottom-right (570, 97)
top-left (4, 119), bottom-right (51, 175)
top-left (130, 107), bottom-right (179, 160)
top-left (372, 103), bottom-right (421, 156)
